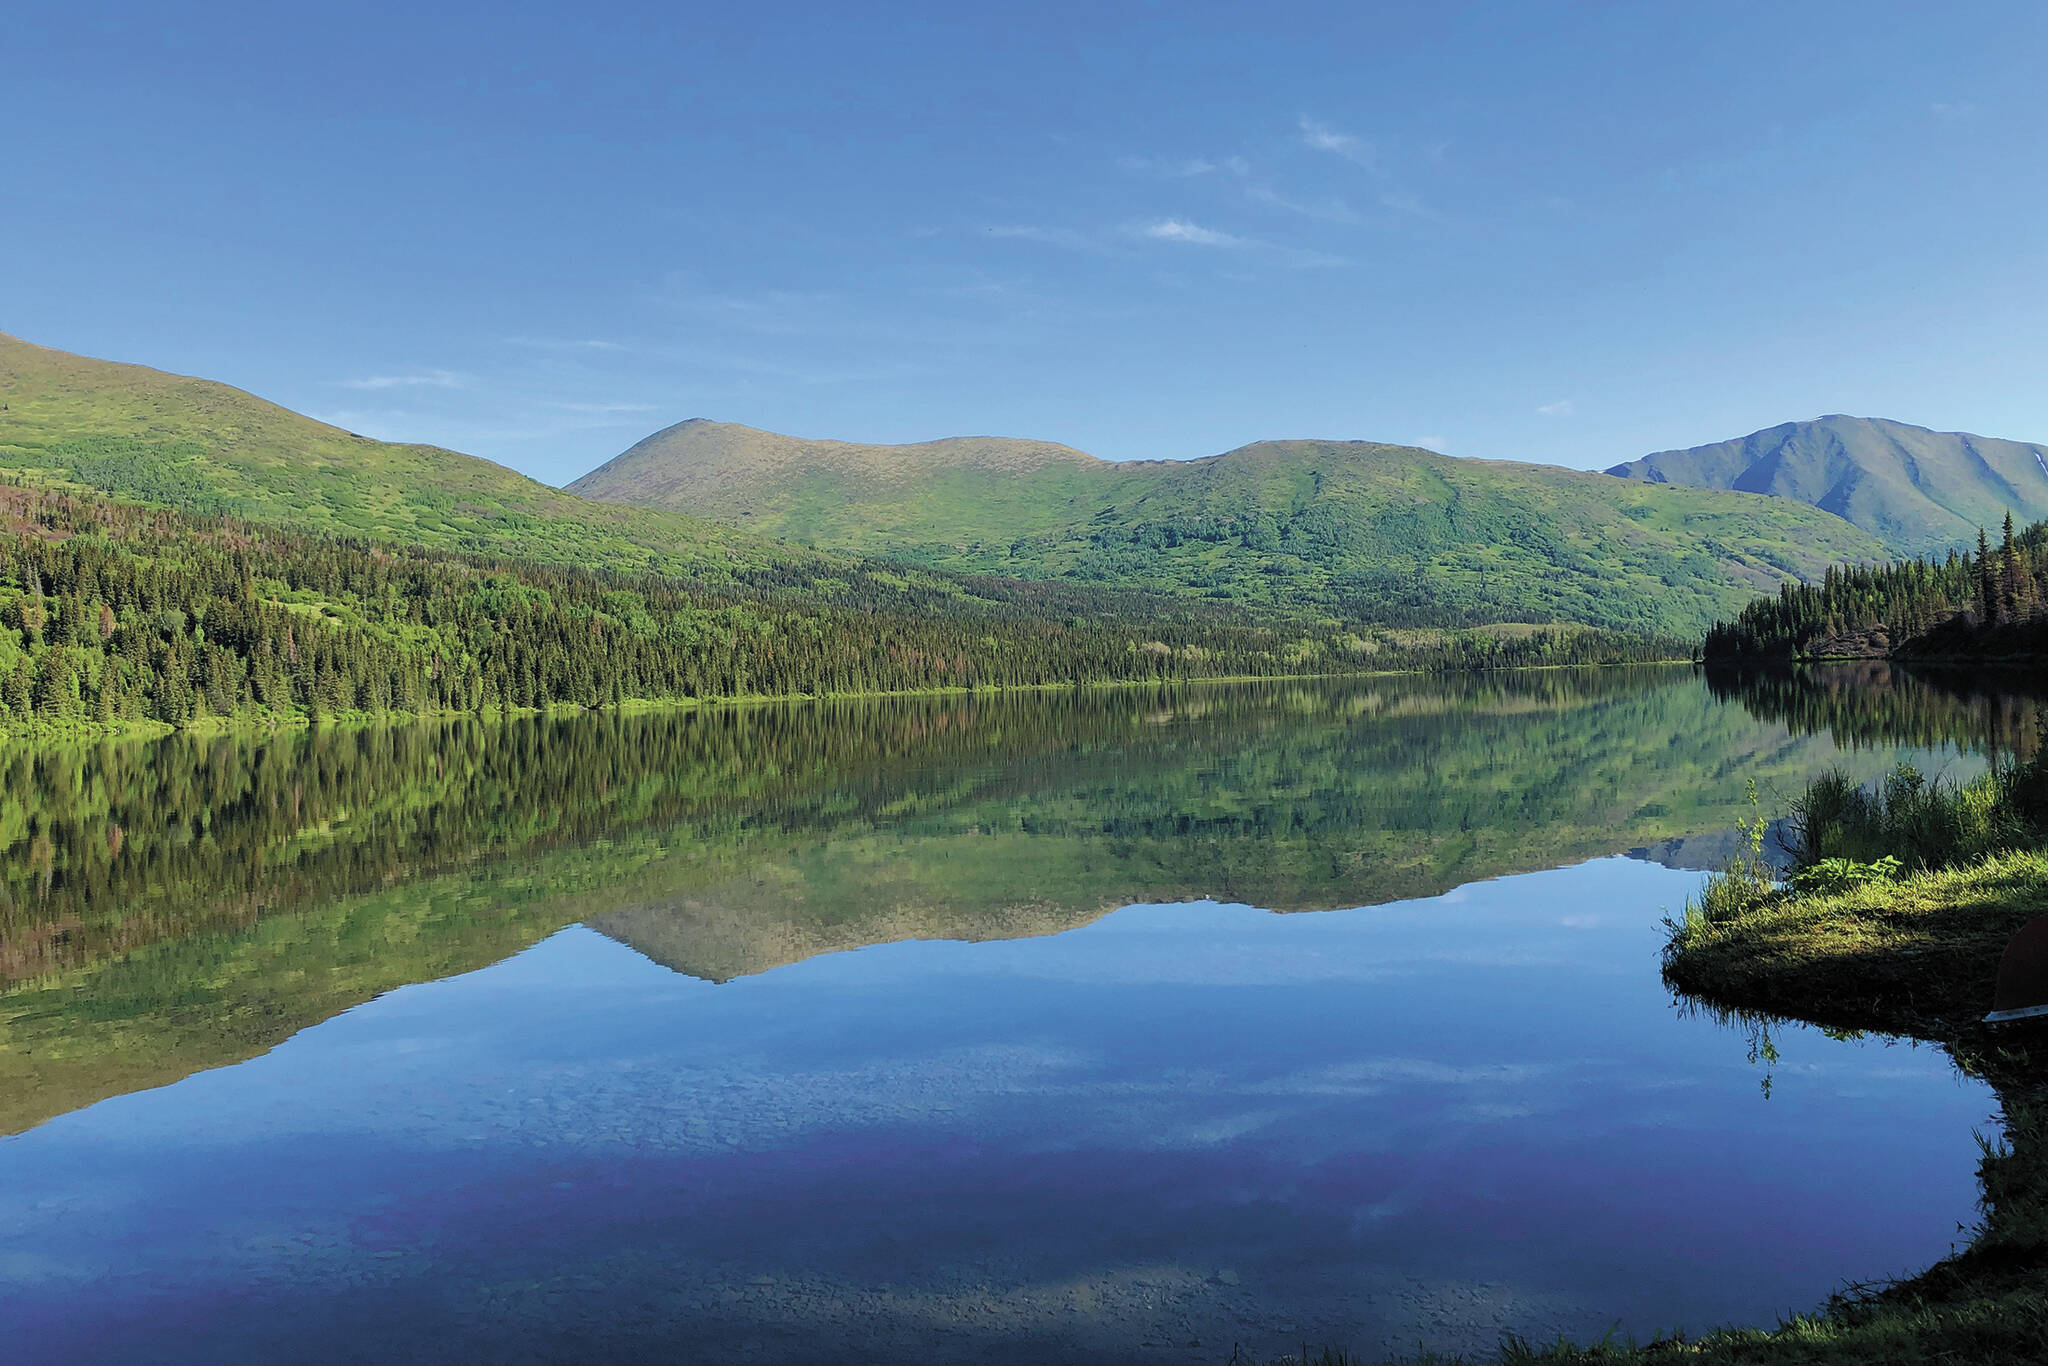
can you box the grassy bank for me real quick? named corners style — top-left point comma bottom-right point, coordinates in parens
top-left (1664, 849), bottom-right (2048, 1040)
top-left (1628, 773), bottom-right (2048, 1362)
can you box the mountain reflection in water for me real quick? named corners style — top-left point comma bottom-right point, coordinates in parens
top-left (0, 666), bottom-right (2001, 1136)
top-left (0, 666), bottom-right (2019, 1362)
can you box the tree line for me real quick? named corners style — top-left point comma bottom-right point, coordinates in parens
top-left (0, 486), bottom-right (1677, 734)
top-left (1702, 513), bottom-right (2048, 663)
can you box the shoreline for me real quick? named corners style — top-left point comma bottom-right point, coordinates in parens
top-left (1623, 853), bottom-right (2048, 1364)
top-left (0, 656), bottom-right (1695, 752)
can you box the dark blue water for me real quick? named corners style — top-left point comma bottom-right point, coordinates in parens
top-left (2, 856), bottom-right (1990, 1364)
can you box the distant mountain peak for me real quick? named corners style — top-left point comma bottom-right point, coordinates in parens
top-left (1606, 415), bottom-right (2048, 556)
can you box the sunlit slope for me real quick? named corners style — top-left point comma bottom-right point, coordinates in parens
top-left (0, 333), bottom-right (839, 585)
top-left (1607, 415), bottom-right (2048, 558)
top-left (571, 420), bottom-right (1890, 636)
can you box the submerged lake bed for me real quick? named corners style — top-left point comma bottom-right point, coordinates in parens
top-left (0, 668), bottom-right (2017, 1362)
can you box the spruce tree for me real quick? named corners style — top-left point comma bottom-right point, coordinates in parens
top-left (2, 656), bottom-right (30, 717)
top-left (1977, 528), bottom-right (1998, 623)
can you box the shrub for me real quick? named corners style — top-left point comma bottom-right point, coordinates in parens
top-left (1789, 854), bottom-right (1902, 895)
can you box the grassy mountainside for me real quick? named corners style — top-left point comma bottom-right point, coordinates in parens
top-left (578, 418), bottom-right (1103, 521)
top-left (570, 420), bottom-right (1890, 637)
top-left (0, 331), bottom-right (777, 579)
top-left (0, 333), bottom-right (1182, 626)
top-left (1608, 414), bottom-right (2048, 558)
top-left (0, 335), bottom-right (1683, 666)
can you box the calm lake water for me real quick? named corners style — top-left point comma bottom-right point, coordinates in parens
top-left (0, 666), bottom-right (2029, 1362)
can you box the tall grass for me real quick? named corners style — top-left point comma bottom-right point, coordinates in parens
top-left (1671, 755), bottom-right (2048, 958)
top-left (1791, 758), bottom-right (2048, 874)
top-left (1668, 781), bottom-right (1780, 946)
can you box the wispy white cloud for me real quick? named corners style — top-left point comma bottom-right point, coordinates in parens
top-left (1118, 153), bottom-right (1251, 179)
top-left (1299, 116), bottom-right (1375, 168)
top-left (335, 370), bottom-right (465, 391)
top-left (653, 280), bottom-right (850, 336)
top-left (1415, 434), bottom-right (1449, 452)
top-left (1245, 184), bottom-right (1362, 225)
top-left (1377, 191), bottom-right (1446, 223)
top-left (1132, 218), bottom-right (1350, 269)
top-left (984, 223), bottom-right (1108, 253)
top-left (1536, 399), bottom-right (1576, 418)
top-left (1137, 218), bottom-right (1246, 248)
top-left (504, 336), bottom-right (628, 353)
top-left (312, 401), bottom-right (671, 448)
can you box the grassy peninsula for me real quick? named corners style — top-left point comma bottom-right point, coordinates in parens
top-left (1635, 757), bottom-right (2048, 1364)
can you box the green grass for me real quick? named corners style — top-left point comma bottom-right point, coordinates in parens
top-left (0, 333), bottom-right (757, 578)
top-left (1666, 848), bottom-right (2048, 1037)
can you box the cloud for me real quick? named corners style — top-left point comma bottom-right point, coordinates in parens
top-left (1377, 191), bottom-right (1446, 223)
top-left (335, 370), bottom-right (464, 391)
top-left (1136, 218), bottom-right (1246, 248)
top-left (984, 223), bottom-right (1107, 253)
top-left (652, 280), bottom-right (850, 336)
top-left (1299, 116), bottom-right (1375, 168)
top-left (504, 336), bottom-right (628, 352)
top-left (1415, 434), bottom-right (1449, 452)
top-left (1245, 184), bottom-right (1362, 225)
top-left (1119, 154), bottom-right (1250, 179)
top-left (1131, 218), bottom-right (1350, 269)
top-left (1536, 400), bottom-right (1575, 418)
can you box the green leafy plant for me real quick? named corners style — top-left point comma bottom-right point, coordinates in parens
top-left (1790, 853), bottom-right (1903, 895)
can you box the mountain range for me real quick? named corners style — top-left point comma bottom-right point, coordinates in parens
top-left (0, 332), bottom-right (1256, 633)
top-left (9, 330), bottom-right (2037, 642)
top-left (568, 419), bottom-right (1885, 637)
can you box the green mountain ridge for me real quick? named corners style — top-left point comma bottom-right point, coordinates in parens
top-left (0, 332), bottom-right (1340, 637)
top-left (569, 418), bottom-right (1891, 638)
top-left (0, 334), bottom-right (1185, 627)
top-left (0, 331), bottom-right (756, 577)
top-left (1606, 414), bottom-right (2048, 558)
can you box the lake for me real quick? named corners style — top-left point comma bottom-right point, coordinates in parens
top-left (0, 665), bottom-right (2024, 1362)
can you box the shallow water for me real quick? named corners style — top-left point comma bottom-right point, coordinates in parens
top-left (0, 668), bottom-right (2018, 1362)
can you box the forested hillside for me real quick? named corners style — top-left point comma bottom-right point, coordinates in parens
top-left (1703, 514), bottom-right (2048, 663)
top-left (570, 421), bottom-right (1889, 638)
top-left (1607, 415), bottom-right (2048, 558)
top-left (0, 484), bottom-right (1678, 735)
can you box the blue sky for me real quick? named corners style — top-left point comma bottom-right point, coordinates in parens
top-left (6, 2), bottom-right (2046, 484)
